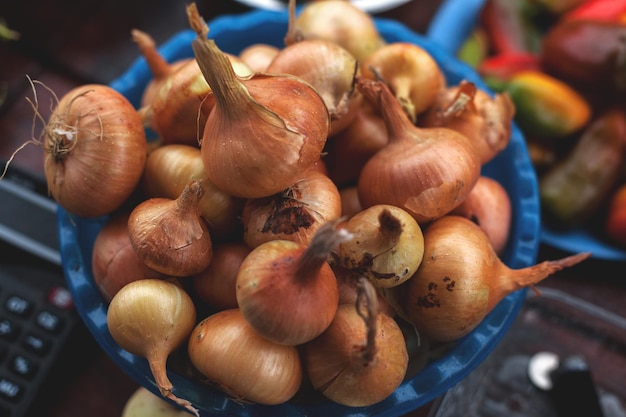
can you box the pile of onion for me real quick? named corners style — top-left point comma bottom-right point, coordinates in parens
top-left (29, 0), bottom-right (600, 414)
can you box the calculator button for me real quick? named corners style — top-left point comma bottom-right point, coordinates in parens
top-left (21, 333), bottom-right (51, 356)
top-left (9, 355), bottom-right (38, 379)
top-left (0, 377), bottom-right (23, 403)
top-left (47, 286), bottom-right (74, 311)
top-left (34, 310), bottom-right (63, 334)
top-left (0, 318), bottom-right (19, 342)
top-left (4, 295), bottom-right (33, 318)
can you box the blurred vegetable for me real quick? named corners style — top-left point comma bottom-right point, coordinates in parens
top-left (540, 18), bottom-right (626, 101)
top-left (479, 0), bottom-right (542, 54)
top-left (540, 108), bottom-right (626, 226)
top-left (504, 70), bottom-right (591, 140)
top-left (562, 0), bottom-right (626, 22)
top-left (605, 183), bottom-right (626, 248)
top-left (121, 387), bottom-right (189, 417)
top-left (477, 51), bottom-right (540, 89)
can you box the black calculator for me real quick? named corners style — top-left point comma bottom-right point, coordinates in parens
top-left (0, 163), bottom-right (95, 417)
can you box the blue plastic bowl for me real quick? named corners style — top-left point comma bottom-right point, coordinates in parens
top-left (58, 8), bottom-right (541, 417)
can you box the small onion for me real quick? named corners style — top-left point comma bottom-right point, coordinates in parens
top-left (337, 204), bottom-right (424, 288)
top-left (401, 215), bottom-right (590, 343)
top-left (38, 83), bottom-right (147, 217)
top-left (236, 219), bottom-right (350, 345)
top-left (301, 278), bottom-right (408, 407)
top-left (188, 308), bottom-right (302, 405)
top-left (128, 179), bottom-right (213, 277)
top-left (241, 169), bottom-right (342, 248)
top-left (107, 279), bottom-right (198, 416)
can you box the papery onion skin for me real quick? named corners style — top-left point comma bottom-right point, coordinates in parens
top-left (301, 303), bottom-right (408, 407)
top-left (188, 308), bottom-right (303, 405)
top-left (128, 179), bottom-right (213, 277)
top-left (187, 5), bottom-right (330, 198)
top-left (43, 84), bottom-right (147, 218)
top-left (241, 169), bottom-right (342, 248)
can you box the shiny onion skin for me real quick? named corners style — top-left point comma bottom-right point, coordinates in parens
top-left (356, 77), bottom-right (481, 225)
top-left (42, 84), bottom-right (147, 217)
top-left (241, 169), bottom-right (342, 248)
top-left (107, 279), bottom-right (198, 416)
top-left (236, 220), bottom-right (348, 346)
top-left (188, 308), bottom-right (303, 405)
top-left (402, 215), bottom-right (590, 343)
top-left (188, 5), bottom-right (330, 199)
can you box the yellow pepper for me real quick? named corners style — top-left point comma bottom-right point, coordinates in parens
top-left (504, 70), bottom-right (591, 140)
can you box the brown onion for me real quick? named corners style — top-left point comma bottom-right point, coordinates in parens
top-left (35, 83), bottom-right (147, 217)
top-left (236, 219), bottom-right (349, 345)
top-left (107, 279), bottom-right (198, 416)
top-left (188, 308), bottom-right (302, 405)
top-left (188, 5), bottom-right (330, 198)
top-left (142, 144), bottom-right (244, 238)
top-left (241, 169), bottom-right (342, 248)
top-left (191, 242), bottom-right (251, 311)
top-left (301, 277), bottom-right (408, 407)
top-left (239, 43), bottom-right (280, 73)
top-left (356, 77), bottom-right (481, 224)
top-left (91, 212), bottom-right (167, 302)
top-left (402, 215), bottom-right (590, 343)
top-left (128, 179), bottom-right (213, 277)
top-left (418, 80), bottom-right (515, 164)
top-left (362, 42), bottom-right (445, 123)
top-left (288, 0), bottom-right (386, 62)
top-left (449, 175), bottom-right (512, 254)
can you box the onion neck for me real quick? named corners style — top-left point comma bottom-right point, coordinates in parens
top-left (356, 277), bottom-right (378, 364)
top-left (356, 76), bottom-right (416, 145)
top-left (188, 4), bottom-right (251, 120)
top-left (175, 179), bottom-right (205, 214)
top-left (295, 218), bottom-right (352, 281)
top-left (132, 29), bottom-right (171, 81)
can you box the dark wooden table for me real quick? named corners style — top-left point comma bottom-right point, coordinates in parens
top-left (1, 1), bottom-right (625, 416)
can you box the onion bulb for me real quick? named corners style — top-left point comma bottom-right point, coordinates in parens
top-left (301, 277), bottom-right (408, 407)
top-left (288, 0), bottom-right (386, 62)
top-left (187, 308), bottom-right (302, 405)
top-left (107, 279), bottom-right (198, 416)
top-left (239, 43), bottom-right (280, 73)
top-left (35, 83), bottom-right (147, 217)
top-left (241, 169), bottom-right (342, 248)
top-left (362, 42), bottom-right (445, 123)
top-left (449, 175), bottom-right (512, 254)
top-left (142, 144), bottom-right (244, 238)
top-left (187, 4), bottom-right (330, 198)
top-left (236, 219), bottom-right (350, 345)
top-left (402, 215), bottom-right (591, 343)
top-left (92, 212), bottom-right (167, 302)
top-left (356, 77), bottom-right (481, 225)
top-left (128, 179), bottom-right (213, 277)
top-left (337, 204), bottom-right (424, 288)
top-left (418, 80), bottom-right (515, 165)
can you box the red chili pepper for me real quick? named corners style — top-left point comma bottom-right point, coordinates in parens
top-left (563, 0), bottom-right (626, 22)
top-left (479, 0), bottom-right (530, 54)
top-left (478, 52), bottom-right (541, 81)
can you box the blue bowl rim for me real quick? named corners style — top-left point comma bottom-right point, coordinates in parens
top-left (59, 8), bottom-right (541, 417)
